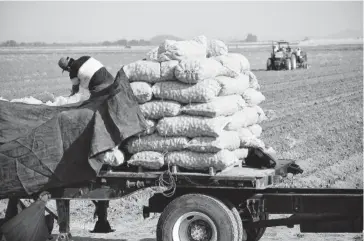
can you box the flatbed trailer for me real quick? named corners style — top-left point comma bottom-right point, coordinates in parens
top-left (1, 161), bottom-right (363, 241)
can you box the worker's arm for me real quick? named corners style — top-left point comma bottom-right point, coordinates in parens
top-left (69, 77), bottom-right (80, 96)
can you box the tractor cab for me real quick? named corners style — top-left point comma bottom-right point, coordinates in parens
top-left (272, 41), bottom-right (292, 58)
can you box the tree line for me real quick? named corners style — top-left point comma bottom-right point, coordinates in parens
top-left (0, 34), bottom-right (259, 47)
top-left (0, 39), bottom-right (153, 47)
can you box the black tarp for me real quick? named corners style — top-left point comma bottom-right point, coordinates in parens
top-left (0, 68), bottom-right (148, 197)
top-left (0, 200), bottom-right (50, 241)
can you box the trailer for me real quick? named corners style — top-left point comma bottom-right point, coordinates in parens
top-left (0, 155), bottom-right (362, 241)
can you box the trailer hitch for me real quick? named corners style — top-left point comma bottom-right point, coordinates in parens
top-left (246, 196), bottom-right (265, 222)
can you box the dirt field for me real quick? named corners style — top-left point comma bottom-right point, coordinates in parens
top-left (0, 44), bottom-right (363, 240)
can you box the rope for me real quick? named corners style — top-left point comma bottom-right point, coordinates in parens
top-left (157, 162), bottom-right (177, 197)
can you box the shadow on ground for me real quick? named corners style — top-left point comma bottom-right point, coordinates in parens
top-left (51, 235), bottom-right (156, 241)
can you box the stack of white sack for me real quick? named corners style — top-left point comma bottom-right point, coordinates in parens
top-left (125, 36), bottom-right (273, 172)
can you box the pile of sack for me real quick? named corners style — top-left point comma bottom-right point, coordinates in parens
top-left (123, 35), bottom-right (273, 172)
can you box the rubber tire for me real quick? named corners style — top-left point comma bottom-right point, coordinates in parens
top-left (156, 194), bottom-right (239, 241)
top-left (266, 58), bottom-right (272, 71)
top-left (285, 58), bottom-right (292, 70)
top-left (291, 55), bottom-right (297, 69)
top-left (222, 200), bottom-right (244, 241)
top-left (245, 213), bottom-right (269, 241)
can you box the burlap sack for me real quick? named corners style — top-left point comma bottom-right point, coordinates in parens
top-left (187, 131), bottom-right (240, 153)
top-left (139, 100), bottom-right (181, 120)
top-left (165, 150), bottom-right (239, 171)
top-left (127, 134), bottom-right (189, 153)
top-left (157, 115), bottom-right (230, 138)
top-left (152, 79), bottom-right (221, 104)
top-left (128, 151), bottom-right (165, 170)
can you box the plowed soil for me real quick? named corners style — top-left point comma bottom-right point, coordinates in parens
top-left (0, 44), bottom-right (362, 241)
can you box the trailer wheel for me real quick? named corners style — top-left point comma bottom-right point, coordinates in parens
top-left (156, 194), bottom-right (239, 241)
top-left (222, 200), bottom-right (244, 241)
top-left (245, 213), bottom-right (269, 241)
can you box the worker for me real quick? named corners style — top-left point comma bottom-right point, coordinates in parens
top-left (58, 56), bottom-right (114, 96)
top-left (273, 45), bottom-right (279, 53)
top-left (57, 56), bottom-right (148, 234)
top-left (296, 47), bottom-right (301, 56)
top-left (56, 55), bottom-right (148, 169)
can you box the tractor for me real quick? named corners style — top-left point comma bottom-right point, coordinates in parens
top-left (266, 41), bottom-right (308, 71)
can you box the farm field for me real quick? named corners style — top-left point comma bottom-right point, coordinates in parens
top-left (0, 43), bottom-right (363, 241)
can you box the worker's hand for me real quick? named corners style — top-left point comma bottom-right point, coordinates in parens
top-left (69, 84), bottom-right (80, 96)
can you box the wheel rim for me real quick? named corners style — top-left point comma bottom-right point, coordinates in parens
top-left (172, 211), bottom-right (218, 241)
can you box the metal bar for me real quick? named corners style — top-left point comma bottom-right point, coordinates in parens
top-left (245, 214), bottom-right (360, 229)
top-left (257, 193), bottom-right (363, 214)
top-left (261, 188), bottom-right (363, 195)
top-left (98, 170), bottom-right (270, 182)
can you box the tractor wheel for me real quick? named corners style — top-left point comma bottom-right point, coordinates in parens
top-left (285, 58), bottom-right (292, 70)
top-left (266, 58), bottom-right (272, 71)
top-left (291, 55), bottom-right (297, 69)
top-left (157, 194), bottom-right (239, 241)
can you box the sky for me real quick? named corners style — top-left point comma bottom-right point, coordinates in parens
top-left (0, 1), bottom-right (362, 43)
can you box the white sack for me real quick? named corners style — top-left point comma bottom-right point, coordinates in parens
top-left (225, 107), bottom-right (259, 130)
top-left (254, 106), bottom-right (268, 123)
top-left (146, 47), bottom-right (159, 61)
top-left (123, 60), bottom-right (161, 83)
top-left (139, 100), bottom-right (181, 120)
top-left (243, 70), bottom-right (260, 90)
top-left (127, 134), bottom-right (189, 153)
top-left (215, 74), bottom-right (250, 96)
top-left (207, 39), bottom-right (228, 57)
top-left (242, 88), bottom-right (266, 106)
top-left (181, 95), bottom-right (246, 118)
top-left (152, 79), bottom-right (221, 104)
top-left (174, 58), bottom-right (238, 84)
top-left (128, 151), bottom-right (165, 170)
top-left (130, 82), bottom-right (153, 104)
top-left (165, 150), bottom-right (239, 171)
top-left (192, 35), bottom-right (208, 48)
top-left (247, 124), bottom-right (263, 137)
top-left (237, 128), bottom-right (265, 148)
top-left (98, 147), bottom-right (125, 166)
top-left (160, 60), bottom-right (179, 81)
top-left (139, 119), bottom-right (157, 136)
top-left (187, 131), bottom-right (240, 153)
top-left (214, 53), bottom-right (250, 72)
top-left (157, 39), bottom-right (207, 62)
top-left (233, 148), bottom-right (249, 160)
top-left (157, 115), bottom-right (230, 138)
